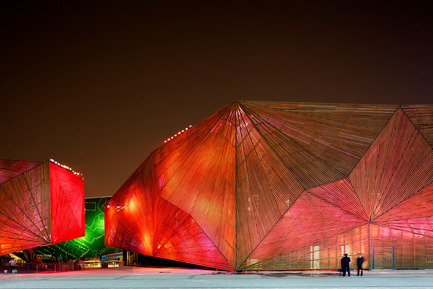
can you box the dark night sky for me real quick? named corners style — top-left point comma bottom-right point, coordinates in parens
top-left (1, 1), bottom-right (432, 197)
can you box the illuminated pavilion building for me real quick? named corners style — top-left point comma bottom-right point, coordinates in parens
top-left (0, 159), bottom-right (85, 255)
top-left (105, 101), bottom-right (433, 271)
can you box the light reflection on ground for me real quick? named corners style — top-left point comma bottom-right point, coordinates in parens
top-left (2, 267), bottom-right (433, 289)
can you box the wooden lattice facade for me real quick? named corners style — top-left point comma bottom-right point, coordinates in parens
top-left (0, 160), bottom-right (85, 255)
top-left (105, 101), bottom-right (433, 270)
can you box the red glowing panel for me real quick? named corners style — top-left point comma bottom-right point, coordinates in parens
top-left (105, 155), bottom-right (232, 270)
top-left (153, 214), bottom-right (232, 271)
top-left (105, 160), bottom-right (155, 256)
top-left (158, 106), bottom-right (237, 266)
top-left (49, 163), bottom-right (85, 244)
top-left (0, 163), bottom-right (50, 254)
top-left (0, 160), bottom-right (84, 255)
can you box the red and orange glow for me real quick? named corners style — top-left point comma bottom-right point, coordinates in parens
top-left (105, 102), bottom-right (433, 270)
top-left (0, 160), bottom-right (85, 255)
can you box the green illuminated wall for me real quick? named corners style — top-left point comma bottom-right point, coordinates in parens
top-left (36, 197), bottom-right (120, 260)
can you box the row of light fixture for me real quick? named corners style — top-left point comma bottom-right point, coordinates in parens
top-left (49, 159), bottom-right (83, 177)
top-left (164, 125), bottom-right (193, 143)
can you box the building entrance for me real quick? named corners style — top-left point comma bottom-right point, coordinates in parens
top-left (372, 247), bottom-right (394, 269)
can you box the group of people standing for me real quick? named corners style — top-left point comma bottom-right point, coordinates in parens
top-left (341, 253), bottom-right (365, 276)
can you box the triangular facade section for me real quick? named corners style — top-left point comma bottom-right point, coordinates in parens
top-left (153, 210), bottom-right (234, 271)
top-left (307, 178), bottom-right (368, 221)
top-left (349, 108), bottom-right (433, 221)
top-left (105, 153), bottom-right (234, 270)
top-left (50, 163), bottom-right (85, 244)
top-left (156, 104), bottom-right (237, 268)
top-left (239, 101), bottom-right (398, 183)
top-left (373, 182), bottom-right (433, 238)
top-left (0, 159), bottom-right (41, 184)
top-left (235, 103), bottom-right (305, 268)
top-left (0, 163), bottom-right (51, 254)
top-left (0, 160), bottom-right (85, 255)
top-left (401, 105), bottom-right (433, 149)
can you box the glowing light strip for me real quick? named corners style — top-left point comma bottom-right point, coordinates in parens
top-left (49, 159), bottom-right (83, 177)
top-left (164, 125), bottom-right (193, 143)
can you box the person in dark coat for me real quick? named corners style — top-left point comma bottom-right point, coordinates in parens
top-left (341, 254), bottom-right (351, 276)
top-left (357, 254), bottom-right (365, 276)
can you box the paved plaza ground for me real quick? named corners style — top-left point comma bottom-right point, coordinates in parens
top-left (1, 267), bottom-right (433, 289)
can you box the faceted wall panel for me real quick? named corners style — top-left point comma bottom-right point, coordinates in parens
top-left (0, 163), bottom-right (50, 254)
top-left (0, 159), bottom-right (41, 184)
top-left (349, 108), bottom-right (433, 220)
top-left (240, 101), bottom-right (398, 180)
top-left (105, 155), bottom-right (232, 270)
top-left (0, 160), bottom-right (85, 255)
top-left (243, 188), bottom-right (366, 268)
top-left (106, 101), bottom-right (433, 270)
top-left (235, 106), bottom-right (305, 268)
top-left (50, 163), bottom-right (85, 244)
top-left (402, 105), bottom-right (433, 149)
top-left (158, 105), bottom-right (237, 266)
top-left (374, 182), bottom-right (433, 238)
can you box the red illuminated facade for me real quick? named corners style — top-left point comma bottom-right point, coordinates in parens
top-left (0, 159), bottom-right (85, 255)
top-left (105, 102), bottom-right (433, 270)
